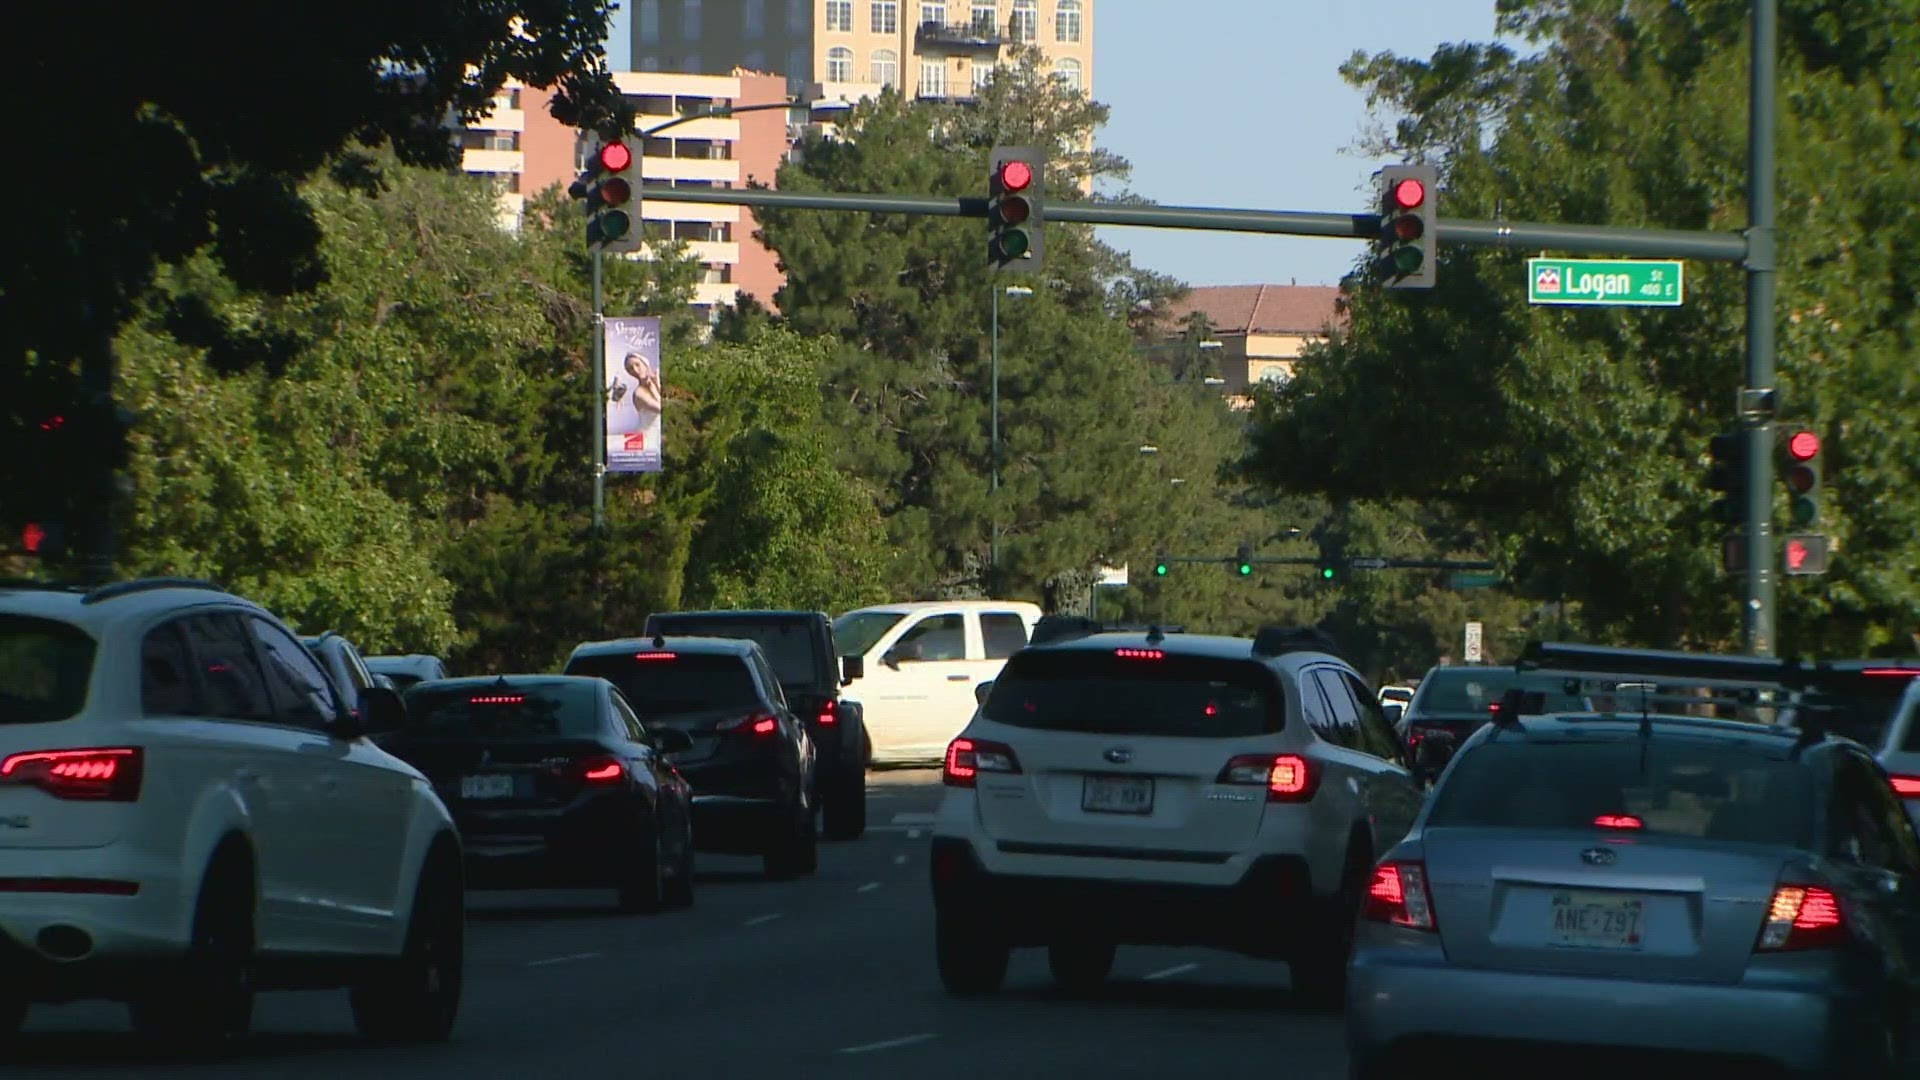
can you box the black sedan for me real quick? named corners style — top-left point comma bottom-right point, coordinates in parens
top-left (387, 675), bottom-right (695, 913)
top-left (564, 636), bottom-right (819, 880)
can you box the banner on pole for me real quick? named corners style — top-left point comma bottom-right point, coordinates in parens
top-left (604, 316), bottom-right (663, 474)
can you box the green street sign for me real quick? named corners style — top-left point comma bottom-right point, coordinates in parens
top-left (1447, 572), bottom-right (1504, 590)
top-left (1528, 258), bottom-right (1683, 307)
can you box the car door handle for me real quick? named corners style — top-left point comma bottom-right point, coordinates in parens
top-left (947, 674), bottom-right (971, 682)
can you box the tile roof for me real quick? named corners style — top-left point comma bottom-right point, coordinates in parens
top-left (1159, 284), bottom-right (1344, 337)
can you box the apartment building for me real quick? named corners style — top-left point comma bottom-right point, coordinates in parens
top-left (1157, 285), bottom-right (1345, 405)
top-left (458, 71), bottom-right (791, 317)
top-left (630, 0), bottom-right (1092, 105)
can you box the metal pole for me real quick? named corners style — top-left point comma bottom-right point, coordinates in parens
top-left (591, 248), bottom-right (607, 533)
top-left (80, 327), bottom-right (117, 586)
top-left (1743, 0), bottom-right (1778, 656)
top-left (989, 284), bottom-right (1000, 592)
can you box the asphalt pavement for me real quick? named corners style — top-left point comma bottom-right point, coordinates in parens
top-left (9, 770), bottom-right (1351, 1079)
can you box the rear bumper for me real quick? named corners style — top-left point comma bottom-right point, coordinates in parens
top-left (457, 796), bottom-right (648, 889)
top-left (1347, 930), bottom-right (1877, 1073)
top-left (0, 847), bottom-right (189, 1002)
top-left (689, 794), bottom-right (790, 853)
top-left (929, 837), bottom-right (1315, 955)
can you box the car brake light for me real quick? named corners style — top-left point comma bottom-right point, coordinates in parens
top-left (1113, 648), bottom-right (1164, 660)
top-left (633, 652), bottom-right (677, 661)
top-left (1217, 753), bottom-right (1316, 802)
top-left (1363, 861), bottom-right (1436, 931)
top-left (717, 712), bottom-right (779, 736)
top-left (943, 737), bottom-right (1021, 787)
top-left (818, 700), bottom-right (837, 726)
top-left (581, 757), bottom-right (625, 783)
top-left (1890, 774), bottom-right (1920, 799)
top-left (1860, 668), bottom-right (1919, 678)
top-left (470, 694), bottom-right (524, 704)
top-left (1756, 884), bottom-right (1847, 950)
top-left (1594, 814), bottom-right (1644, 829)
top-left (0, 748), bottom-right (143, 802)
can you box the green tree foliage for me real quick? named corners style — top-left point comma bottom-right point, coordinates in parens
top-left (1242, 0), bottom-right (1920, 656)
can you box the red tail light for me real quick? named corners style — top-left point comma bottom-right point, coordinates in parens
top-left (1757, 884), bottom-right (1846, 950)
top-left (1217, 753), bottom-right (1316, 802)
top-left (1363, 861), bottom-right (1436, 931)
top-left (717, 712), bottom-right (779, 736)
top-left (0, 748), bottom-right (143, 802)
top-left (581, 757), bottom-right (626, 783)
top-left (1890, 774), bottom-right (1920, 799)
top-left (943, 737), bottom-right (1021, 787)
top-left (817, 700), bottom-right (837, 726)
top-left (1594, 814), bottom-right (1644, 830)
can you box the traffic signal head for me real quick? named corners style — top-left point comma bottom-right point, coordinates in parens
top-left (1153, 551), bottom-right (1170, 577)
top-left (1320, 566), bottom-right (1336, 580)
top-left (1782, 534), bottom-right (1831, 576)
top-left (1375, 164), bottom-right (1437, 289)
top-left (988, 147), bottom-right (1045, 274)
top-left (1706, 430), bottom-right (1747, 528)
top-left (577, 138), bottom-right (640, 254)
top-left (1781, 429), bottom-right (1822, 527)
top-left (1234, 544), bottom-right (1254, 577)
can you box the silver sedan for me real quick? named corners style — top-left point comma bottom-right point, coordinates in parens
top-left (1346, 711), bottom-right (1920, 1078)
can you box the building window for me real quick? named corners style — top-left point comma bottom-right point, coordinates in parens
top-left (920, 1), bottom-right (946, 26)
top-left (1055, 0), bottom-right (1080, 43)
top-left (744, 48), bottom-right (766, 70)
top-left (744, 0), bottom-right (764, 38)
top-left (972, 60), bottom-right (994, 91)
top-left (1010, 0), bottom-right (1036, 43)
top-left (638, 0), bottom-right (660, 43)
top-left (920, 59), bottom-right (947, 97)
top-left (787, 46), bottom-right (811, 83)
top-left (787, 0), bottom-right (805, 32)
top-left (640, 55), bottom-right (662, 71)
top-left (825, 0), bottom-right (852, 31)
top-left (683, 0), bottom-right (702, 38)
top-left (870, 48), bottom-right (898, 88)
top-left (971, 3), bottom-right (996, 33)
top-left (1053, 56), bottom-right (1081, 93)
top-left (871, 1), bottom-right (898, 33)
top-left (682, 53), bottom-right (702, 72)
top-left (827, 46), bottom-right (854, 82)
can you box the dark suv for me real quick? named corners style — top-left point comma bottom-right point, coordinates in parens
top-left (641, 610), bottom-right (869, 839)
top-left (1398, 665), bottom-right (1589, 782)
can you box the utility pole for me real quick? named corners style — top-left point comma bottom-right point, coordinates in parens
top-left (1742, 0), bottom-right (1778, 656)
top-left (988, 283), bottom-right (1000, 592)
top-left (591, 248), bottom-right (607, 533)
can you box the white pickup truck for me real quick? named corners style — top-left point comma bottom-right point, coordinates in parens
top-left (832, 600), bottom-right (1043, 765)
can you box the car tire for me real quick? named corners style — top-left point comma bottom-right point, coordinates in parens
top-left (351, 853), bottom-right (463, 1045)
top-left (823, 767), bottom-right (867, 840)
top-left (129, 850), bottom-right (255, 1049)
top-left (763, 801), bottom-right (819, 879)
top-left (1291, 841), bottom-right (1368, 1011)
top-left (936, 912), bottom-right (1009, 996)
top-left (1047, 940), bottom-right (1115, 993)
top-left (617, 825), bottom-right (666, 914)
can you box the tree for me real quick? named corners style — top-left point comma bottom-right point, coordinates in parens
top-left (1242, 0), bottom-right (1920, 655)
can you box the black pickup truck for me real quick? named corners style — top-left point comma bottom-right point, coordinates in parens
top-left (642, 610), bottom-right (869, 839)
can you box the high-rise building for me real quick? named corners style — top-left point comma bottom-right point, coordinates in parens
top-left (630, 0), bottom-right (1092, 105)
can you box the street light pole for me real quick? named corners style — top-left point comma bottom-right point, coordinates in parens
top-left (590, 248), bottom-right (607, 533)
top-left (989, 283), bottom-right (1000, 592)
top-left (1741, 0), bottom-right (1778, 656)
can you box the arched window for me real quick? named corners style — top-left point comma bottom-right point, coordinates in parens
top-left (870, 48), bottom-right (899, 89)
top-left (1053, 56), bottom-right (1082, 94)
top-left (826, 46), bottom-right (854, 82)
top-left (1055, 0), bottom-right (1081, 43)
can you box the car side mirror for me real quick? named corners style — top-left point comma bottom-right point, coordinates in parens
top-left (974, 679), bottom-right (995, 706)
top-left (842, 654), bottom-right (865, 684)
top-left (652, 728), bottom-right (694, 754)
top-left (350, 686), bottom-right (406, 739)
top-left (1382, 702), bottom-right (1405, 726)
top-left (881, 649), bottom-right (902, 671)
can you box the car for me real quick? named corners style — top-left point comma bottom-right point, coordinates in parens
top-left (641, 610), bottom-right (870, 838)
top-left (1396, 665), bottom-right (1589, 783)
top-left (563, 636), bottom-right (819, 879)
top-left (301, 630), bottom-right (383, 712)
top-left (0, 577), bottom-right (462, 1046)
top-left (1348, 704), bottom-right (1920, 1077)
top-left (928, 620), bottom-right (1422, 1004)
top-left (381, 676), bottom-right (695, 912)
top-left (366, 654), bottom-right (451, 691)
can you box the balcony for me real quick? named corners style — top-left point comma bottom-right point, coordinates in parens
top-left (639, 155), bottom-right (740, 184)
top-left (915, 20), bottom-right (1006, 50)
top-left (460, 148), bottom-right (523, 175)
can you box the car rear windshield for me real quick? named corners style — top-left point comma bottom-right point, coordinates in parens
top-left (0, 614), bottom-right (96, 724)
top-left (1428, 737), bottom-right (1815, 847)
top-left (565, 653), bottom-right (760, 713)
top-left (984, 650), bottom-right (1282, 738)
top-left (646, 617), bottom-right (825, 689)
top-left (1791, 677), bottom-right (1917, 749)
top-left (401, 681), bottom-right (602, 740)
top-left (1410, 667), bottom-right (1589, 715)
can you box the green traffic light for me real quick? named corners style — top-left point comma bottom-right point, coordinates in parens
top-left (1237, 563), bottom-right (1252, 576)
top-left (600, 210), bottom-right (631, 240)
top-left (1320, 567), bottom-right (1336, 580)
top-left (998, 228), bottom-right (1030, 260)
top-left (1790, 496), bottom-right (1819, 528)
top-left (1391, 247), bottom-right (1423, 274)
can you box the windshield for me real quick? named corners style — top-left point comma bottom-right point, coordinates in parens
top-left (984, 650), bottom-right (1282, 738)
top-left (401, 681), bottom-right (602, 740)
top-left (1428, 737), bottom-right (1815, 847)
top-left (0, 615), bottom-right (96, 724)
top-left (646, 617), bottom-right (825, 689)
top-left (833, 610), bottom-right (904, 659)
top-left (1791, 677), bottom-right (1917, 749)
top-left (565, 653), bottom-right (760, 714)
top-left (1409, 667), bottom-right (1589, 715)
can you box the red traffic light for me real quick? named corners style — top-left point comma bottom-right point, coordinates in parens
top-left (22, 522), bottom-right (45, 554)
top-left (1392, 215), bottom-right (1424, 241)
top-left (1787, 430), bottom-right (1820, 461)
top-left (998, 195), bottom-right (1031, 226)
top-left (999, 159), bottom-right (1033, 192)
top-left (1785, 537), bottom-right (1811, 571)
top-left (38, 415), bottom-right (65, 432)
top-left (598, 141), bottom-right (633, 172)
top-left (600, 177), bottom-right (632, 207)
top-left (1392, 177), bottom-right (1426, 210)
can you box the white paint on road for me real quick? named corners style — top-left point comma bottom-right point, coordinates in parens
top-left (890, 812), bottom-right (936, 825)
top-left (1143, 963), bottom-right (1199, 981)
top-left (893, 854), bottom-right (908, 865)
top-left (836, 1032), bottom-right (940, 1055)
top-left (906, 829), bottom-right (923, 839)
top-left (743, 913), bottom-right (785, 927)
top-left (858, 881), bottom-right (881, 893)
top-left (524, 951), bottom-right (602, 968)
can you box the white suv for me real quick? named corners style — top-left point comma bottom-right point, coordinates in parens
top-left (928, 621), bottom-right (1422, 1005)
top-left (0, 578), bottom-right (463, 1045)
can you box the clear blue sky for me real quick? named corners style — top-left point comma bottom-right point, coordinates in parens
top-left (603, 1), bottom-right (1508, 287)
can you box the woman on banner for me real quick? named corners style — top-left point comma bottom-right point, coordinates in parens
top-left (622, 352), bottom-right (663, 437)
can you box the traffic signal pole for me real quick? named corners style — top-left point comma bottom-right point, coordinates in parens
top-left (591, 248), bottom-right (606, 533)
top-left (1742, 0), bottom-right (1779, 656)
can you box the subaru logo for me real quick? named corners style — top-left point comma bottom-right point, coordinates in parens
top-left (1103, 747), bottom-right (1132, 764)
top-left (1581, 847), bottom-right (1617, 866)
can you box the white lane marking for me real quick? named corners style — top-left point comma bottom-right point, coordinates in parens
top-left (1143, 962), bottom-right (1199, 981)
top-left (890, 812), bottom-right (936, 825)
top-left (906, 829), bottom-right (923, 839)
top-left (836, 1032), bottom-right (940, 1055)
top-left (524, 951), bottom-right (602, 968)
top-left (858, 881), bottom-right (881, 893)
top-left (743, 913), bottom-right (785, 927)
top-left (893, 854), bottom-right (908, 865)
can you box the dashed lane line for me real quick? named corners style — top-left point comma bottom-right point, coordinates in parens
top-left (1143, 963), bottom-right (1199, 981)
top-left (524, 952), bottom-right (603, 968)
top-left (743, 913), bottom-right (785, 928)
top-left (890, 812), bottom-right (937, 825)
top-left (858, 881), bottom-right (881, 893)
top-left (836, 1032), bottom-right (940, 1055)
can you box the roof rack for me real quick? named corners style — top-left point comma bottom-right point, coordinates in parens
top-left (80, 578), bottom-right (228, 606)
top-left (1251, 625), bottom-right (1346, 660)
top-left (1029, 616), bottom-right (1185, 647)
top-left (1518, 641), bottom-right (1795, 688)
top-left (0, 578), bottom-right (89, 594)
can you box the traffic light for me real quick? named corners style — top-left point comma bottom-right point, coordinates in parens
top-left (1234, 543), bottom-right (1254, 577)
top-left (1152, 551), bottom-right (1170, 578)
top-left (1781, 534), bottom-right (1831, 576)
top-left (987, 146), bottom-right (1045, 274)
top-left (1780, 428), bottom-right (1822, 528)
top-left (1375, 164), bottom-right (1437, 289)
top-left (1706, 430), bottom-right (1746, 530)
top-left (1319, 565), bottom-right (1337, 581)
top-left (570, 139), bottom-right (640, 254)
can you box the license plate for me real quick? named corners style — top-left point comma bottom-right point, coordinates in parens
top-left (1082, 775), bottom-right (1153, 815)
top-left (1549, 890), bottom-right (1646, 950)
top-left (460, 774), bottom-right (517, 800)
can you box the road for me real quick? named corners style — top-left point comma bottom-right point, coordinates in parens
top-left (9, 771), bottom-right (1351, 1079)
